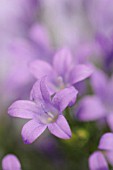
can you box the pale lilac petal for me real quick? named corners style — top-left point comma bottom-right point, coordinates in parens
top-left (91, 69), bottom-right (107, 99)
top-left (29, 24), bottom-right (51, 50)
top-left (40, 76), bottom-right (51, 103)
top-left (30, 80), bottom-right (43, 103)
top-left (8, 100), bottom-right (40, 119)
top-left (48, 115), bottom-right (72, 139)
top-left (53, 48), bottom-right (73, 78)
top-left (89, 151), bottom-right (108, 170)
top-left (69, 64), bottom-right (93, 84)
top-left (29, 59), bottom-right (53, 79)
top-left (2, 154), bottom-right (21, 170)
top-left (77, 96), bottom-right (106, 121)
top-left (107, 114), bottom-right (113, 131)
top-left (106, 151), bottom-right (113, 166)
top-left (98, 133), bottom-right (113, 151)
top-left (52, 86), bottom-right (78, 112)
top-left (30, 77), bottom-right (51, 105)
top-left (22, 120), bottom-right (47, 144)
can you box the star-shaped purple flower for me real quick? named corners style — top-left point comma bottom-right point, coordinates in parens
top-left (8, 77), bottom-right (78, 144)
top-left (30, 48), bottom-right (93, 93)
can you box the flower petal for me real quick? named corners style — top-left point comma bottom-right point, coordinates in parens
top-left (91, 69), bottom-right (107, 99)
top-left (52, 86), bottom-right (78, 112)
top-left (89, 151), bottom-right (109, 170)
top-left (29, 24), bottom-right (50, 50)
top-left (40, 76), bottom-right (51, 103)
top-left (76, 96), bottom-right (106, 121)
top-left (48, 115), bottom-right (72, 139)
top-left (30, 77), bottom-right (51, 105)
top-left (106, 151), bottom-right (113, 166)
top-left (53, 48), bottom-right (73, 78)
top-left (2, 154), bottom-right (21, 170)
top-left (69, 64), bottom-right (93, 84)
top-left (30, 59), bottom-right (53, 79)
top-left (106, 114), bottom-right (113, 131)
top-left (98, 133), bottom-right (113, 151)
top-left (8, 100), bottom-right (40, 119)
top-left (30, 80), bottom-right (43, 103)
top-left (21, 120), bottom-right (47, 144)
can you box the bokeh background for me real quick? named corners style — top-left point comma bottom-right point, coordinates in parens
top-left (0, 0), bottom-right (113, 169)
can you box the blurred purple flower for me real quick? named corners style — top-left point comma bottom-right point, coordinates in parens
top-left (76, 69), bottom-right (113, 130)
top-left (30, 48), bottom-right (93, 93)
top-left (0, 0), bottom-right (39, 40)
top-left (85, 0), bottom-right (113, 36)
top-left (96, 33), bottom-right (113, 73)
top-left (1, 23), bottom-right (53, 104)
top-left (8, 77), bottom-right (78, 143)
top-left (0, 0), bottom-right (42, 104)
top-left (42, 0), bottom-right (93, 49)
top-left (2, 154), bottom-right (21, 170)
top-left (85, 0), bottom-right (113, 73)
top-left (89, 133), bottom-right (113, 169)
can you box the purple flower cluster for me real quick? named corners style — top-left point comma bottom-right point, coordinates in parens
top-left (8, 48), bottom-right (92, 143)
top-left (1, 0), bottom-right (113, 169)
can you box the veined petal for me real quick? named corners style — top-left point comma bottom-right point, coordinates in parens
top-left (76, 96), bottom-right (106, 121)
top-left (2, 154), bottom-right (21, 170)
top-left (30, 80), bottom-right (43, 103)
top-left (21, 120), bottom-right (47, 144)
top-left (8, 100), bottom-right (40, 119)
top-left (53, 48), bottom-right (73, 78)
top-left (40, 76), bottom-right (51, 103)
top-left (98, 133), bottom-right (113, 151)
top-left (52, 86), bottom-right (78, 112)
top-left (69, 64), bottom-right (93, 85)
top-left (89, 151), bottom-right (108, 170)
top-left (29, 59), bottom-right (53, 79)
top-left (48, 115), bottom-right (72, 139)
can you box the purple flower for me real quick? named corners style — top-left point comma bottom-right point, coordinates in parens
top-left (96, 33), bottom-right (113, 73)
top-left (85, 0), bottom-right (113, 36)
top-left (89, 133), bottom-right (113, 170)
top-left (76, 69), bottom-right (113, 130)
top-left (30, 48), bottom-right (93, 93)
top-left (1, 23), bottom-right (53, 103)
top-left (2, 154), bottom-right (21, 170)
top-left (8, 77), bottom-right (78, 144)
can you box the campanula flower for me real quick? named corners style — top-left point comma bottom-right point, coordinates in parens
top-left (30, 48), bottom-right (93, 93)
top-left (8, 77), bottom-right (78, 144)
top-left (2, 154), bottom-right (21, 170)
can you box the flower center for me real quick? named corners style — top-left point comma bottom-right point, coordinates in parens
top-left (46, 112), bottom-right (58, 123)
top-left (57, 76), bottom-right (65, 89)
top-left (36, 104), bottom-right (59, 124)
